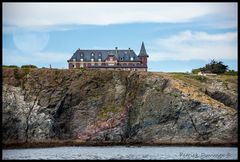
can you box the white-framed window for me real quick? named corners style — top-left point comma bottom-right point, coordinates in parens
top-left (73, 58), bottom-right (76, 62)
top-left (80, 64), bottom-right (84, 68)
top-left (98, 58), bottom-right (101, 62)
top-left (130, 57), bottom-right (133, 61)
top-left (91, 63), bottom-right (94, 66)
top-left (80, 58), bottom-right (83, 62)
top-left (108, 63), bottom-right (114, 66)
top-left (91, 53), bottom-right (94, 56)
top-left (91, 58), bottom-right (94, 62)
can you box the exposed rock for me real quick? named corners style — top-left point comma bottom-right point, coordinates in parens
top-left (2, 69), bottom-right (238, 146)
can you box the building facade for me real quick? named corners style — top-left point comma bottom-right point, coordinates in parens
top-left (67, 42), bottom-right (149, 71)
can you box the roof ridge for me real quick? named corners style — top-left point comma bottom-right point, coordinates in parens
top-left (76, 49), bottom-right (134, 51)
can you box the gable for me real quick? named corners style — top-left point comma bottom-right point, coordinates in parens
top-left (105, 55), bottom-right (117, 61)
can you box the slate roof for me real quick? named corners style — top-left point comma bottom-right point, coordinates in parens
top-left (138, 42), bottom-right (149, 57)
top-left (68, 49), bottom-right (141, 62)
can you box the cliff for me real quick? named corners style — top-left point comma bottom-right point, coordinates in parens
top-left (2, 68), bottom-right (238, 147)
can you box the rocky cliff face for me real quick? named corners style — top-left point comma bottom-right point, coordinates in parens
top-left (2, 69), bottom-right (238, 146)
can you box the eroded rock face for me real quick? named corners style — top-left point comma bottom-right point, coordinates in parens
top-left (2, 69), bottom-right (238, 146)
top-left (203, 79), bottom-right (238, 110)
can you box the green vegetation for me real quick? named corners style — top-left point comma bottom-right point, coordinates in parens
top-left (191, 68), bottom-right (201, 74)
top-left (169, 72), bottom-right (189, 75)
top-left (170, 73), bottom-right (208, 90)
top-left (3, 65), bottom-right (19, 68)
top-left (168, 92), bottom-right (179, 97)
top-left (3, 65), bottom-right (38, 69)
top-left (223, 81), bottom-right (229, 89)
top-left (215, 75), bottom-right (238, 85)
top-left (192, 60), bottom-right (229, 74)
top-left (224, 70), bottom-right (238, 76)
top-left (187, 75), bottom-right (207, 82)
top-left (8, 65), bottom-right (35, 80)
top-left (22, 67), bottom-right (30, 75)
top-left (170, 71), bottom-right (237, 94)
top-left (13, 69), bottom-right (22, 80)
top-left (21, 65), bottom-right (38, 68)
top-left (13, 68), bottom-right (30, 80)
top-left (170, 73), bottom-right (207, 83)
top-left (79, 67), bottom-right (86, 72)
top-left (98, 104), bottom-right (122, 119)
top-left (170, 73), bottom-right (188, 82)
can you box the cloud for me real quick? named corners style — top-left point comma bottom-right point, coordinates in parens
top-left (3, 48), bottom-right (70, 68)
top-left (148, 31), bottom-right (237, 61)
top-left (3, 3), bottom-right (236, 27)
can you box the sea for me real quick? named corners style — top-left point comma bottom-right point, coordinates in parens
top-left (2, 146), bottom-right (238, 160)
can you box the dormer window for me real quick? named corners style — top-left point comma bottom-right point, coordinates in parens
top-left (80, 58), bottom-right (83, 62)
top-left (98, 58), bottom-right (101, 62)
top-left (91, 53), bottom-right (95, 56)
top-left (91, 58), bottom-right (94, 62)
top-left (99, 53), bottom-right (101, 56)
top-left (73, 58), bottom-right (76, 62)
top-left (130, 57), bottom-right (133, 61)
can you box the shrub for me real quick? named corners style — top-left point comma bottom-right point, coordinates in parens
top-left (224, 70), bottom-right (238, 76)
top-left (13, 68), bottom-right (30, 80)
top-left (194, 76), bottom-right (207, 82)
top-left (2, 65), bottom-right (19, 68)
top-left (21, 65), bottom-right (37, 68)
top-left (187, 75), bottom-right (207, 82)
top-left (192, 68), bottom-right (201, 74)
top-left (13, 68), bottom-right (22, 80)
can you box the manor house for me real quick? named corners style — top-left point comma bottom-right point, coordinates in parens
top-left (67, 42), bottom-right (149, 71)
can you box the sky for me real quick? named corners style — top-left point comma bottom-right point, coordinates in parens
top-left (2, 3), bottom-right (238, 72)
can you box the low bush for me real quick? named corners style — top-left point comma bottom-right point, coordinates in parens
top-left (21, 65), bottom-right (37, 68)
top-left (3, 65), bottom-right (19, 68)
top-left (224, 70), bottom-right (238, 76)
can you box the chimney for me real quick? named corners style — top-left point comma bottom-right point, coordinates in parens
top-left (128, 48), bottom-right (131, 53)
top-left (115, 47), bottom-right (118, 54)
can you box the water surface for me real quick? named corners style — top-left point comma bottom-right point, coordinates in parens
top-left (2, 146), bottom-right (238, 160)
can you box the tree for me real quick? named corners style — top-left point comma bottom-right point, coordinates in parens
top-left (203, 60), bottom-right (228, 74)
top-left (192, 60), bottom-right (228, 74)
